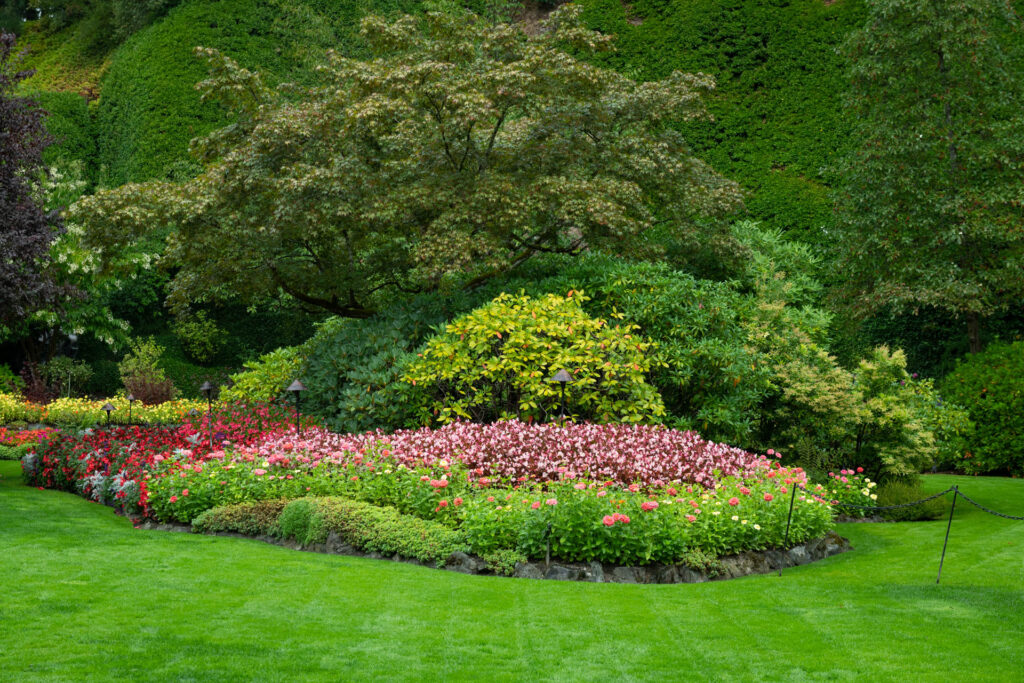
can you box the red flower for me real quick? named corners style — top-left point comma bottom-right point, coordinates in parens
top-left (728, 497), bottom-right (739, 506)
top-left (182, 489), bottom-right (189, 497)
top-left (169, 495), bottom-right (178, 503)
top-left (602, 515), bottom-right (615, 526)
top-left (640, 501), bottom-right (659, 511)
top-left (764, 493), bottom-right (774, 501)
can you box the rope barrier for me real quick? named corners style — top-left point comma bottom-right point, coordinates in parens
top-left (777, 484), bottom-right (1022, 584)
top-left (828, 487), bottom-right (955, 511)
top-left (951, 489), bottom-right (1024, 521)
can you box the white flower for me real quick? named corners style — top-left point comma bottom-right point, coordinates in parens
top-left (870, 493), bottom-right (878, 500)
top-left (731, 515), bottom-right (739, 521)
top-left (741, 519), bottom-right (748, 525)
top-left (753, 524), bottom-right (761, 530)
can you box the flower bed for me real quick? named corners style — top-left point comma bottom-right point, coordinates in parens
top-left (0, 392), bottom-right (207, 427)
top-left (21, 402), bottom-right (301, 514)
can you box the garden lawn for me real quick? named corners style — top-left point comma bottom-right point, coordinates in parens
top-left (1, 462), bottom-right (1021, 682)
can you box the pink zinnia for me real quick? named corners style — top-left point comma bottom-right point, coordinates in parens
top-left (686, 514), bottom-right (696, 523)
top-left (728, 497), bottom-right (739, 506)
top-left (545, 498), bottom-right (557, 506)
top-left (764, 493), bottom-right (774, 502)
top-left (531, 501), bottom-right (541, 509)
top-left (453, 497), bottom-right (463, 507)
top-left (597, 490), bottom-right (607, 497)
top-left (602, 515), bottom-right (615, 526)
top-left (254, 469), bottom-right (266, 476)
top-left (574, 483), bottom-right (586, 490)
top-left (641, 501), bottom-right (658, 511)
top-left (169, 495), bottom-right (178, 503)
top-left (487, 496), bottom-right (495, 502)
top-left (182, 489), bottom-right (189, 497)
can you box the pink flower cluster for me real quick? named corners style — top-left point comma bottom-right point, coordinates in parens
top-left (234, 420), bottom-right (769, 488)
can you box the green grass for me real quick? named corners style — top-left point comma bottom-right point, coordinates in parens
top-left (1, 462), bottom-right (1021, 681)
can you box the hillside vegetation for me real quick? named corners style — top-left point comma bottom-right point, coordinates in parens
top-left (17, 0), bottom-right (870, 237)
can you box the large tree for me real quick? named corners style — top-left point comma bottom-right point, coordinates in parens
top-left (832, 0), bottom-right (1024, 353)
top-left (71, 6), bottom-right (743, 317)
top-left (0, 31), bottom-right (68, 341)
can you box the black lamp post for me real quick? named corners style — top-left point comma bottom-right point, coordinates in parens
top-left (199, 381), bottom-right (215, 448)
top-left (127, 394), bottom-right (136, 425)
top-left (286, 379), bottom-right (306, 436)
top-left (101, 402), bottom-right (115, 427)
top-left (548, 369), bottom-right (575, 423)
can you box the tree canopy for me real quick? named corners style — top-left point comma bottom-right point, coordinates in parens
top-left (71, 6), bottom-right (743, 317)
top-left (831, 0), bottom-right (1024, 352)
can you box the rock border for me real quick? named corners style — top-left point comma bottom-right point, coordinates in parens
top-left (136, 520), bottom-right (851, 584)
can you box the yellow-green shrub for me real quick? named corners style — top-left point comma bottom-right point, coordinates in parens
top-left (405, 292), bottom-right (665, 424)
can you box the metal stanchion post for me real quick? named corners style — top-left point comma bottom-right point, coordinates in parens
top-left (936, 486), bottom-right (958, 584)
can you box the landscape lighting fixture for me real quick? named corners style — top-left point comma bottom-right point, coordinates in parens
top-left (547, 369), bottom-right (575, 423)
top-left (101, 402), bottom-right (115, 427)
top-left (127, 394), bottom-right (136, 425)
top-left (287, 379), bottom-right (306, 436)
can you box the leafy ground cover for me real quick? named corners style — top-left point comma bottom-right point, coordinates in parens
top-left (1, 461), bottom-right (1021, 680)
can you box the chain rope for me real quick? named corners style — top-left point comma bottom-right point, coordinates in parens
top-left (951, 489), bottom-right (1024, 521)
top-left (827, 486), bottom-right (954, 511)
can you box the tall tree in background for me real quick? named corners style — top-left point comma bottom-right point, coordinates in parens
top-left (0, 31), bottom-right (68, 343)
top-left (71, 7), bottom-right (743, 318)
top-left (832, 0), bottom-right (1024, 353)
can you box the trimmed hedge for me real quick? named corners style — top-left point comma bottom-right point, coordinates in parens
top-left (192, 500), bottom-right (290, 536)
top-left (578, 0), bottom-right (868, 243)
top-left (277, 498), bottom-right (469, 567)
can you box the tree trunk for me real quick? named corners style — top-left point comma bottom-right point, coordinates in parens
top-left (967, 312), bottom-right (981, 354)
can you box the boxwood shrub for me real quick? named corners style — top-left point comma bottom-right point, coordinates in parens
top-left (192, 499), bottom-right (290, 536)
top-left (277, 497), bottom-right (469, 567)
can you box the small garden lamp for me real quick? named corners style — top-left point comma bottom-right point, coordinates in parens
top-left (199, 381), bottom-right (215, 448)
top-left (287, 379), bottom-right (306, 436)
top-left (547, 369), bottom-right (575, 423)
top-left (127, 394), bottom-right (136, 425)
top-left (101, 402), bottom-right (115, 427)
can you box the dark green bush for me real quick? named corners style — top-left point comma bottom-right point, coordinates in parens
top-left (301, 301), bottom-right (446, 434)
top-left (277, 497), bottom-right (469, 567)
top-left (875, 480), bottom-right (948, 522)
top-left (940, 342), bottom-right (1024, 476)
top-left (192, 499), bottom-right (289, 536)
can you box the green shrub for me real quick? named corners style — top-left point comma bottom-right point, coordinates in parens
top-left (38, 357), bottom-right (94, 398)
top-left (277, 497), bottom-right (469, 567)
top-left (118, 337), bottom-right (177, 404)
top-left (940, 342), bottom-right (1024, 476)
top-left (301, 302), bottom-right (445, 434)
top-left (192, 500), bottom-right (289, 536)
top-left (171, 311), bottom-right (228, 364)
top-left (220, 347), bottom-right (305, 404)
top-left (481, 548), bottom-right (528, 577)
top-left (0, 365), bottom-right (24, 395)
top-left (0, 444), bottom-right (31, 461)
top-left (406, 292), bottom-right (665, 424)
top-left (875, 479), bottom-right (948, 522)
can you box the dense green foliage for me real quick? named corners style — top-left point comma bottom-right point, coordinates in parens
top-left (276, 497), bottom-right (469, 566)
top-left (940, 342), bottom-right (1024, 476)
top-left (580, 0), bottom-right (867, 241)
top-left (300, 303), bottom-right (443, 434)
top-left (407, 292), bottom-right (665, 424)
top-left (191, 499), bottom-right (289, 536)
